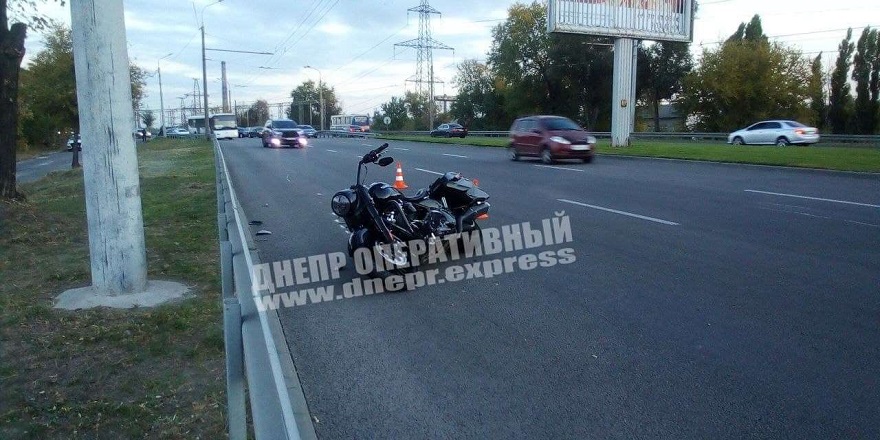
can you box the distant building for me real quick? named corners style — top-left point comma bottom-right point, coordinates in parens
top-left (637, 102), bottom-right (684, 132)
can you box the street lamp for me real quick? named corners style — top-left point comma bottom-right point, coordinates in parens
top-left (158, 52), bottom-right (172, 137)
top-left (304, 65), bottom-right (324, 131)
top-left (199, 0), bottom-right (224, 141)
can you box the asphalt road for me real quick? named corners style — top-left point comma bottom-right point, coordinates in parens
top-left (220, 136), bottom-right (880, 439)
top-left (16, 151), bottom-right (72, 183)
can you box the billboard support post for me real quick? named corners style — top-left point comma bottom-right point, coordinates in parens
top-left (611, 38), bottom-right (637, 147)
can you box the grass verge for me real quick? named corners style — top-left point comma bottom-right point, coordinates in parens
top-left (378, 135), bottom-right (880, 173)
top-left (0, 138), bottom-right (226, 438)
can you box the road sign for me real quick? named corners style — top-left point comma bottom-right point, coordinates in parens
top-left (383, 116), bottom-right (391, 125)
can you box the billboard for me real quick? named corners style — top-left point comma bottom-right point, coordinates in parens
top-left (548, 0), bottom-right (694, 42)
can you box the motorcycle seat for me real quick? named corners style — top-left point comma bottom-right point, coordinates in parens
top-left (402, 188), bottom-right (429, 202)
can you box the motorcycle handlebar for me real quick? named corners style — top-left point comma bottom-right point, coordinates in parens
top-left (360, 143), bottom-right (390, 164)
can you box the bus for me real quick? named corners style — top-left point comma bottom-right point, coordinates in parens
top-left (187, 113), bottom-right (238, 140)
top-left (330, 114), bottom-right (371, 132)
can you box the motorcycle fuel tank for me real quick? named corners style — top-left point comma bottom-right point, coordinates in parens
top-left (368, 182), bottom-right (403, 201)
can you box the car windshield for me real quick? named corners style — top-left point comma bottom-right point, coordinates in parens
top-left (543, 117), bottom-right (581, 131)
top-left (273, 120), bottom-right (297, 129)
top-left (784, 121), bottom-right (807, 128)
top-left (449, 124), bottom-right (462, 129)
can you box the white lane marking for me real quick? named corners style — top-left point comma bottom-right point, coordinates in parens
top-left (395, 147), bottom-right (410, 151)
top-left (558, 199), bottom-right (679, 226)
top-left (326, 149), bottom-right (338, 153)
top-left (745, 189), bottom-right (880, 208)
top-left (415, 167), bottom-right (444, 176)
top-left (442, 153), bottom-right (468, 158)
top-left (355, 154), bottom-right (363, 158)
top-left (757, 206), bottom-right (880, 228)
top-left (37, 156), bottom-right (49, 159)
top-left (845, 220), bottom-right (880, 228)
top-left (362, 144), bottom-right (373, 147)
top-left (35, 162), bottom-right (52, 167)
top-left (535, 164), bottom-right (585, 172)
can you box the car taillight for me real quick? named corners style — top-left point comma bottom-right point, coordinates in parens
top-left (795, 129), bottom-right (805, 135)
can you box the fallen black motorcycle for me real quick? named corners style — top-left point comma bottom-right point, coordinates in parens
top-left (331, 143), bottom-right (490, 276)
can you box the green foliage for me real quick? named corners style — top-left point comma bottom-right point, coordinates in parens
top-left (639, 41), bottom-right (693, 131)
top-left (851, 27), bottom-right (878, 134)
top-left (141, 110), bottom-right (155, 129)
top-left (238, 99), bottom-right (269, 126)
top-left (680, 19), bottom-right (810, 132)
top-left (808, 54), bottom-right (827, 129)
top-left (378, 96), bottom-right (408, 130)
top-left (403, 91), bottom-right (434, 130)
top-left (829, 29), bottom-right (855, 134)
top-left (450, 59), bottom-right (505, 130)
top-left (287, 79), bottom-right (340, 128)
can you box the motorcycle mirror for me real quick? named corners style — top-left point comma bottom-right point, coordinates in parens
top-left (378, 157), bottom-right (394, 167)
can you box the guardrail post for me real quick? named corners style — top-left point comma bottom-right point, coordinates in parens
top-left (223, 297), bottom-right (246, 440)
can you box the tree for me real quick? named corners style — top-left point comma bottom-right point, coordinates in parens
top-left (829, 29), bottom-right (855, 134)
top-left (852, 27), bottom-right (878, 134)
top-left (287, 80), bottom-right (340, 129)
top-left (450, 59), bottom-right (506, 130)
top-left (378, 96), bottom-right (408, 131)
top-left (680, 18), bottom-right (810, 132)
top-left (1, 0), bottom-right (38, 199)
top-left (403, 91), bottom-right (434, 130)
top-left (807, 53), bottom-right (827, 130)
top-left (639, 41), bottom-right (693, 131)
top-left (239, 99), bottom-right (269, 127)
top-left (488, 2), bottom-right (556, 118)
top-left (141, 110), bottom-right (155, 130)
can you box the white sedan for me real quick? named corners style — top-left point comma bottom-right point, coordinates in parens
top-left (727, 120), bottom-right (820, 146)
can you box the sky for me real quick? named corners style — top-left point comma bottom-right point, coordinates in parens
top-left (18, 0), bottom-right (880, 126)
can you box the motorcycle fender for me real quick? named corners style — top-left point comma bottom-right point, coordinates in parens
top-left (456, 202), bottom-right (490, 232)
top-left (348, 228), bottom-right (373, 257)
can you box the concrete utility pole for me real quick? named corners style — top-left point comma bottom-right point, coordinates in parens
top-left (70, 0), bottom-right (147, 294)
top-left (201, 25), bottom-right (211, 140)
top-left (221, 61), bottom-right (229, 113)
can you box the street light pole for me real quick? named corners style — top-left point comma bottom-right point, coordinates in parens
top-left (304, 65), bottom-right (324, 130)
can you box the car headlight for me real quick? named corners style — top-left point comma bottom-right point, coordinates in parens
top-left (331, 190), bottom-right (356, 216)
top-left (550, 136), bottom-right (571, 145)
top-left (586, 136), bottom-right (596, 144)
top-left (271, 138), bottom-right (281, 146)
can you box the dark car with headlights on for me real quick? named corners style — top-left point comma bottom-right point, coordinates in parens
top-left (262, 118), bottom-right (307, 148)
top-left (509, 116), bottom-right (596, 163)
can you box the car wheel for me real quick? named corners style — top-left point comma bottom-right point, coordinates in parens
top-left (775, 137), bottom-right (790, 147)
top-left (732, 136), bottom-right (744, 145)
top-left (541, 148), bottom-right (554, 164)
top-left (510, 147), bottom-right (520, 161)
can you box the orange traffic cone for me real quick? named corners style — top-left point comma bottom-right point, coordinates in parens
top-left (472, 178), bottom-right (489, 219)
top-left (473, 178), bottom-right (479, 186)
top-left (394, 162), bottom-right (409, 189)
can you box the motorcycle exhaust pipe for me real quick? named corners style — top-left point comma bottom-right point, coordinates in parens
top-left (456, 202), bottom-right (490, 232)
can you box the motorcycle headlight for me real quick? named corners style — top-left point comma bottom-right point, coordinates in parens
top-left (331, 190), bottom-right (356, 216)
top-left (550, 136), bottom-right (571, 145)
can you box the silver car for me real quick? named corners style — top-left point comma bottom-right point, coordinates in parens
top-left (728, 120), bottom-right (820, 146)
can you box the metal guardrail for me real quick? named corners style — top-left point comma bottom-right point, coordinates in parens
top-left (374, 130), bottom-right (880, 146)
top-left (215, 139), bottom-right (315, 440)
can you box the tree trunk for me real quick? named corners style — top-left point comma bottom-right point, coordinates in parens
top-left (0, 22), bottom-right (27, 200)
top-left (653, 91), bottom-right (661, 132)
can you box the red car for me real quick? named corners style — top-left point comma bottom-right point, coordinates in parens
top-left (508, 115), bottom-right (596, 163)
